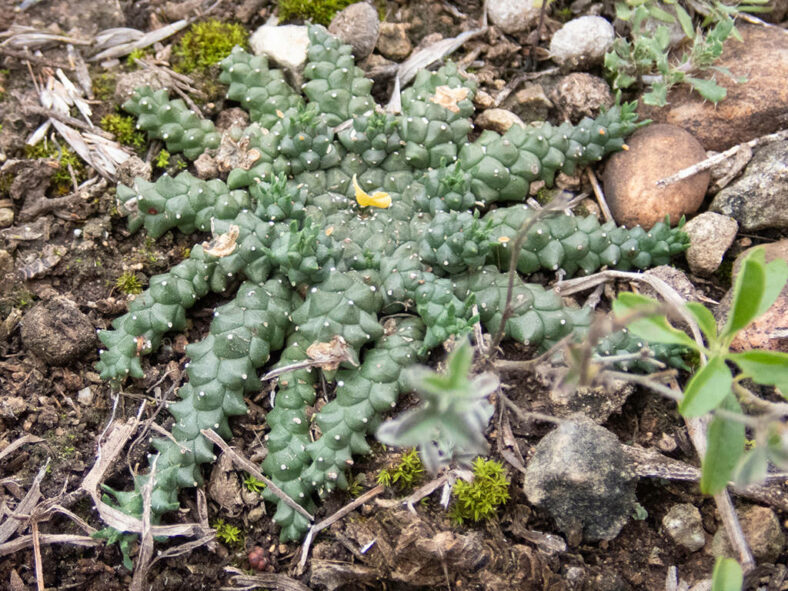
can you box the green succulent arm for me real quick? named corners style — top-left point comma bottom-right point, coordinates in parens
top-left (454, 266), bottom-right (593, 349)
top-left (460, 103), bottom-right (643, 204)
top-left (484, 205), bottom-right (689, 277)
top-left (103, 276), bottom-right (295, 518)
top-left (302, 25), bottom-right (374, 126)
top-left (124, 87), bottom-right (220, 160)
top-left (219, 47), bottom-right (303, 128)
top-left (262, 338), bottom-right (317, 542)
top-left (303, 317), bottom-right (426, 494)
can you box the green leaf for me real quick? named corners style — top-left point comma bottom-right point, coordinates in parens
top-left (679, 356), bottom-right (733, 417)
top-left (674, 4), bottom-right (695, 39)
top-left (643, 84), bottom-right (668, 107)
top-left (613, 292), bottom-right (698, 348)
top-left (758, 257), bottom-right (788, 317)
top-left (766, 425), bottom-right (788, 468)
top-left (733, 446), bottom-right (768, 486)
top-left (711, 557), bottom-right (743, 591)
top-left (686, 302), bottom-right (717, 343)
top-left (728, 350), bottom-right (788, 396)
top-left (722, 248), bottom-right (766, 339)
top-left (649, 5), bottom-right (677, 22)
top-left (688, 77), bottom-right (727, 103)
top-left (701, 395), bottom-right (745, 495)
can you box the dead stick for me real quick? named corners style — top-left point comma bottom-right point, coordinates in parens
top-left (297, 485), bottom-right (385, 574)
top-left (0, 47), bottom-right (74, 70)
top-left (32, 521), bottom-right (44, 591)
top-left (200, 429), bottom-right (313, 521)
top-left (586, 168), bottom-right (614, 222)
top-left (656, 128), bottom-right (788, 187)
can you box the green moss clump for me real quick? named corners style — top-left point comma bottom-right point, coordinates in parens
top-left (92, 72), bottom-right (117, 102)
top-left (101, 113), bottom-right (146, 149)
top-left (126, 48), bottom-right (147, 67)
top-left (173, 20), bottom-right (249, 73)
top-left (114, 271), bottom-right (144, 295)
top-left (277, 0), bottom-right (356, 25)
top-left (25, 142), bottom-right (86, 195)
top-left (449, 458), bottom-right (510, 525)
top-left (376, 449), bottom-right (425, 490)
top-left (213, 519), bottom-right (243, 545)
top-left (243, 474), bottom-right (266, 494)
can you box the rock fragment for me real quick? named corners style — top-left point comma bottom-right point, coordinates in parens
top-left (376, 23), bottom-right (412, 61)
top-left (21, 297), bottom-right (96, 366)
top-left (329, 2), bottom-right (379, 60)
top-left (523, 420), bottom-right (637, 542)
top-left (682, 212), bottom-right (738, 275)
top-left (487, 0), bottom-right (542, 33)
top-left (709, 141), bottom-right (788, 232)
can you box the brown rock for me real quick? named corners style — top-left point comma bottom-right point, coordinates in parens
top-left (550, 73), bottom-right (614, 123)
top-left (505, 85), bottom-right (553, 122)
top-left (475, 108), bottom-right (524, 133)
top-left (722, 240), bottom-right (788, 353)
top-left (603, 124), bottom-right (710, 228)
top-left (376, 23), bottom-right (412, 61)
top-left (638, 25), bottom-right (788, 151)
top-left (710, 505), bottom-right (785, 562)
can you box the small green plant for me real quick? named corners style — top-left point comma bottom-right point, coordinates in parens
top-left (93, 527), bottom-right (134, 570)
top-left (711, 557), bottom-right (743, 591)
top-left (376, 449), bottom-right (425, 489)
top-left (25, 141), bottom-right (86, 195)
top-left (101, 113), bottom-right (146, 149)
top-left (604, 0), bottom-right (768, 105)
top-left (115, 271), bottom-right (144, 295)
top-left (243, 474), bottom-right (267, 494)
top-left (154, 149), bottom-right (171, 169)
top-left (449, 457), bottom-right (510, 525)
top-left (173, 20), bottom-right (249, 73)
top-left (613, 247), bottom-right (788, 495)
top-left (277, 0), bottom-right (356, 25)
top-left (213, 519), bottom-right (243, 545)
top-left (126, 48), bottom-right (147, 67)
top-left (376, 338), bottom-right (498, 474)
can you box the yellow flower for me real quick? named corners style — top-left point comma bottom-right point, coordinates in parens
top-left (353, 174), bottom-right (391, 209)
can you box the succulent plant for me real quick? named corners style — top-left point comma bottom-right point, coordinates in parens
top-left (97, 24), bottom-right (689, 544)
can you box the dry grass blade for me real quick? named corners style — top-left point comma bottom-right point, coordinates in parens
top-left (0, 435), bottom-right (43, 463)
top-left (0, 460), bottom-right (49, 545)
top-left (1, 26), bottom-right (91, 49)
top-left (200, 429), bottom-right (313, 521)
top-left (90, 20), bottom-right (190, 62)
top-left (0, 534), bottom-right (101, 557)
top-left (297, 485), bottom-right (385, 575)
top-left (222, 567), bottom-right (312, 591)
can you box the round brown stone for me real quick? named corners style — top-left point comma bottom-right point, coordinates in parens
top-left (603, 124), bottom-right (709, 229)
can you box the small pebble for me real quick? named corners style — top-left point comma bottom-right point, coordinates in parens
top-left (662, 503), bottom-right (705, 552)
top-left (475, 108), bottom-right (524, 133)
top-left (487, 0), bottom-right (541, 33)
top-left (77, 387), bottom-right (94, 406)
top-left (682, 212), bottom-right (738, 275)
top-left (376, 23), bottom-right (412, 61)
top-left (549, 16), bottom-right (614, 69)
top-left (0, 207), bottom-right (14, 229)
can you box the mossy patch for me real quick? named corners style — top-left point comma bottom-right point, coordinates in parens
top-left (100, 113), bottom-right (146, 149)
top-left (25, 142), bottom-right (87, 195)
top-left (173, 19), bottom-right (249, 74)
top-left (449, 458), bottom-right (510, 525)
top-left (277, 0), bottom-right (356, 25)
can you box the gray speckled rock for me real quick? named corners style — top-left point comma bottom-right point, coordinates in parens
top-left (549, 16), bottom-right (614, 69)
top-left (487, 0), bottom-right (542, 33)
top-left (329, 2), bottom-right (379, 60)
top-left (662, 503), bottom-right (705, 552)
top-left (683, 212), bottom-right (738, 275)
top-left (709, 141), bottom-right (788, 232)
top-left (523, 420), bottom-right (637, 542)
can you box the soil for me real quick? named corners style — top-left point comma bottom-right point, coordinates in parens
top-left (0, 1), bottom-right (786, 590)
